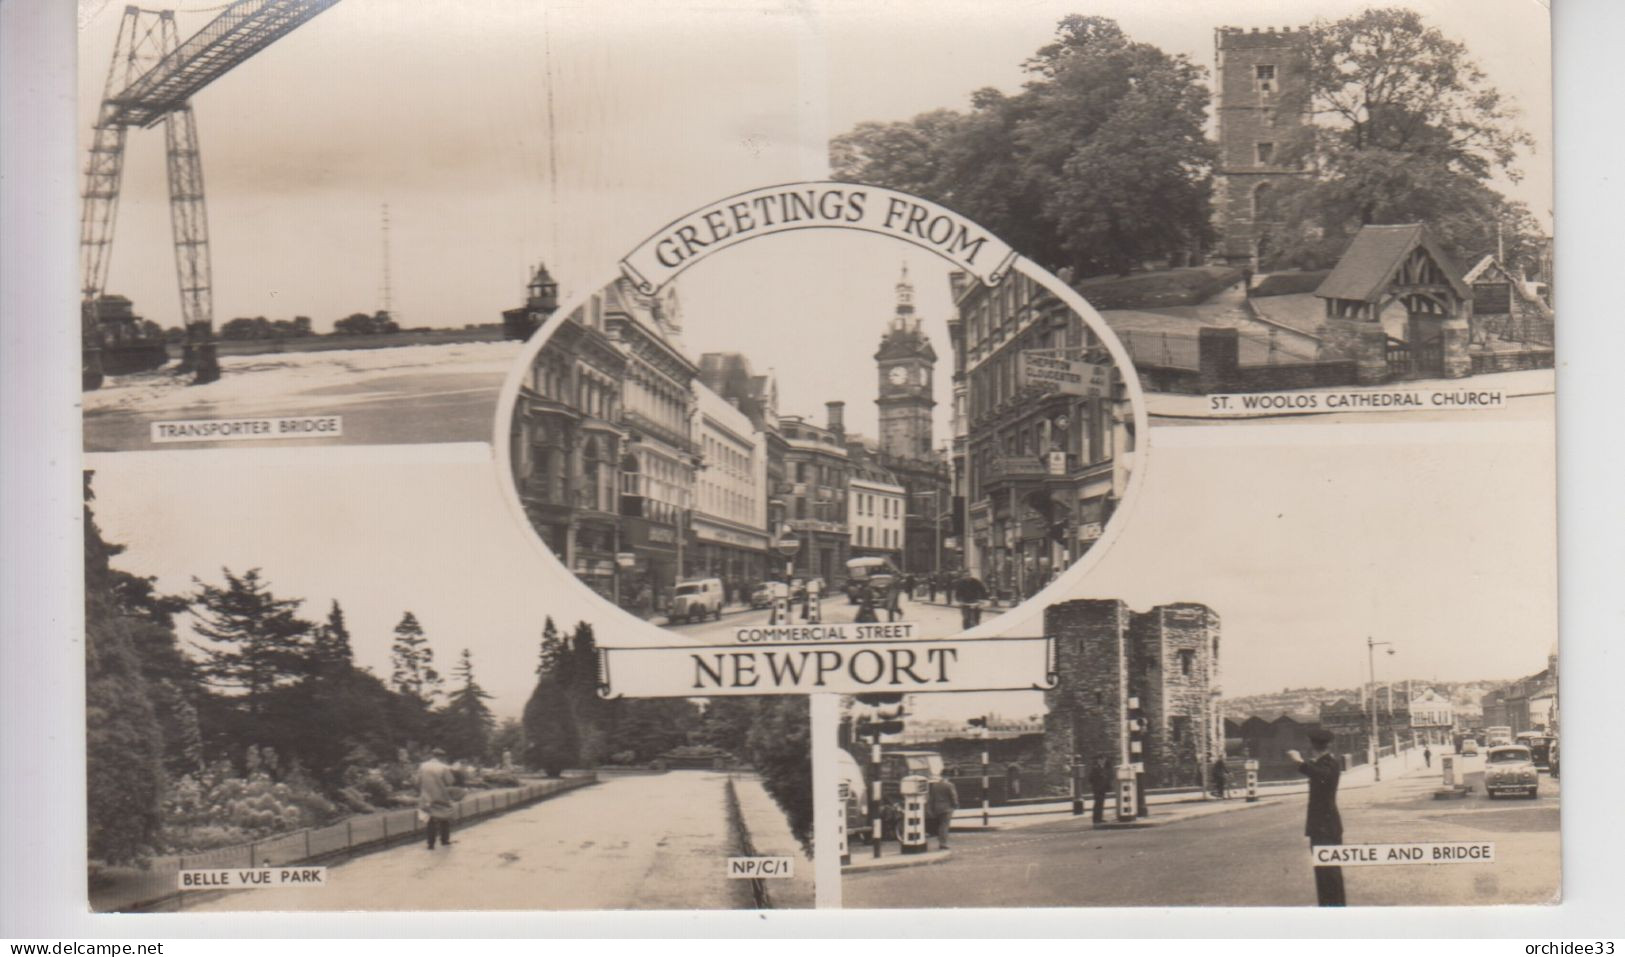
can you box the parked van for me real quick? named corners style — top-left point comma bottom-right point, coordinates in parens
top-left (668, 578), bottom-right (724, 623)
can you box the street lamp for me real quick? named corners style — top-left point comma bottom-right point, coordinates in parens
top-left (1367, 636), bottom-right (1396, 781)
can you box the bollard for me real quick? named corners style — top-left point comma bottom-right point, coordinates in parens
top-left (980, 748), bottom-right (990, 826)
top-left (870, 742), bottom-right (884, 859)
top-left (1115, 765), bottom-right (1138, 822)
top-left (1441, 754), bottom-right (1456, 788)
top-left (1244, 758), bottom-right (1259, 802)
top-left (899, 775), bottom-right (929, 854)
top-left (837, 781), bottom-right (851, 867)
top-left (806, 590), bottom-right (821, 624)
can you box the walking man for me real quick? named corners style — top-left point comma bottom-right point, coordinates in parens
top-left (417, 746), bottom-right (457, 850)
top-left (1288, 729), bottom-right (1346, 906)
top-left (926, 772), bottom-right (959, 850)
top-left (1424, 745), bottom-right (1433, 768)
top-left (1088, 756), bottom-right (1111, 826)
top-left (1212, 756), bottom-right (1230, 799)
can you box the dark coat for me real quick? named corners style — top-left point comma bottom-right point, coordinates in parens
top-left (927, 778), bottom-right (959, 814)
top-left (1088, 763), bottom-right (1112, 794)
top-left (953, 577), bottom-right (987, 604)
top-left (1298, 752), bottom-right (1343, 843)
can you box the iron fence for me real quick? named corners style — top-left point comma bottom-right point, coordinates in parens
top-left (97, 774), bottom-right (596, 912)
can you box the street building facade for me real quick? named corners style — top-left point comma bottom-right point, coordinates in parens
top-left (1213, 25), bottom-right (1312, 267)
top-left (951, 271), bottom-right (1133, 601)
top-left (1042, 599), bottom-right (1222, 791)
top-left (847, 451), bottom-right (906, 566)
top-left (509, 265), bottom-right (626, 603)
top-left (780, 406), bottom-right (851, 583)
top-left (1482, 644), bottom-right (1560, 735)
top-left (691, 380), bottom-right (770, 588)
top-left (604, 281), bottom-right (700, 612)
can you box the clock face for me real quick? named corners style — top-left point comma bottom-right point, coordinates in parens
top-left (888, 366), bottom-right (908, 386)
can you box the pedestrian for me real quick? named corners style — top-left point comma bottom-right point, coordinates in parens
top-left (927, 574), bottom-right (939, 603)
top-left (1212, 756), bottom-right (1229, 799)
top-left (926, 772), bottom-right (959, 850)
top-left (1424, 745), bottom-right (1433, 768)
top-left (953, 573), bottom-right (987, 630)
top-left (1088, 756), bottom-right (1111, 825)
top-left (417, 746), bottom-right (457, 850)
top-left (1287, 729), bottom-right (1346, 906)
top-left (1006, 762), bottom-right (1022, 798)
top-left (884, 576), bottom-right (903, 622)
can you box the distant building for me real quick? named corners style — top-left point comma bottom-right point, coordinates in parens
top-left (1408, 688), bottom-right (1455, 747)
top-left (501, 262), bottom-right (560, 341)
top-left (1213, 26), bottom-right (1312, 266)
top-left (874, 264), bottom-right (953, 574)
top-left (846, 443), bottom-right (906, 567)
top-left (779, 406), bottom-right (851, 583)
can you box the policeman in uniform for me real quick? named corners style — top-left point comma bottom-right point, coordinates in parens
top-left (1288, 729), bottom-right (1346, 906)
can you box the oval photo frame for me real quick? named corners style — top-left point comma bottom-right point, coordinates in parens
top-left (492, 183), bottom-right (1151, 649)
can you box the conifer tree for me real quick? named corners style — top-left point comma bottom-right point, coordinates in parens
top-left (441, 649), bottom-right (495, 762)
top-left (190, 568), bottom-right (315, 718)
top-left (389, 611), bottom-right (442, 704)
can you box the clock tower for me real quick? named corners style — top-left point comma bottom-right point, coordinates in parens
top-left (875, 263), bottom-right (937, 460)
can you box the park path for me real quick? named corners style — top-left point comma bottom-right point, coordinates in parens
top-left (188, 771), bottom-right (750, 911)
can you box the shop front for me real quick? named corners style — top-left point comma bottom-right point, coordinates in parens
top-left (692, 518), bottom-right (770, 599)
top-left (621, 515), bottom-right (683, 617)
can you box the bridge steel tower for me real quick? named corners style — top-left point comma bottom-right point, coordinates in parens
top-left (79, 0), bottom-right (342, 388)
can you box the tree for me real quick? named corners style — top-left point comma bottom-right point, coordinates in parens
top-left (1269, 8), bottom-right (1539, 270)
top-left (521, 676), bottom-right (578, 777)
top-left (490, 718), bottom-right (527, 767)
top-left (439, 649), bottom-right (496, 763)
top-left (190, 569), bottom-right (315, 719)
top-left (84, 474), bottom-right (165, 865)
top-left (698, 697), bottom-right (813, 850)
top-left (388, 611), bottom-right (441, 704)
top-left (831, 16), bottom-right (1215, 276)
top-left (311, 601), bottom-right (354, 678)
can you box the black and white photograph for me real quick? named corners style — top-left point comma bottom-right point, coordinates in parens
top-left (47, 0), bottom-right (1564, 928)
top-left (501, 235), bottom-right (1138, 646)
top-left (81, 452), bottom-right (813, 912)
top-left (836, 434), bottom-right (1558, 908)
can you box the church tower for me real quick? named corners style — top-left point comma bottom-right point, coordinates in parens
top-left (875, 263), bottom-right (937, 460)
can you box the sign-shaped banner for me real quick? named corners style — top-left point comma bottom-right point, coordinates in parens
top-left (597, 636), bottom-right (1057, 698)
top-left (1311, 843), bottom-right (1495, 867)
top-left (619, 182), bottom-right (1020, 294)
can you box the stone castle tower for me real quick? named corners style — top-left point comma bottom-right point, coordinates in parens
top-left (874, 263), bottom-right (937, 460)
top-left (1042, 599), bottom-right (1222, 790)
top-left (1214, 25), bottom-right (1312, 267)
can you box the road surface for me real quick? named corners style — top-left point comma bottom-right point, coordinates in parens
top-left (83, 341), bottom-right (521, 451)
top-left (188, 771), bottom-right (753, 911)
top-left (662, 593), bottom-right (975, 642)
top-left (844, 767), bottom-right (1559, 908)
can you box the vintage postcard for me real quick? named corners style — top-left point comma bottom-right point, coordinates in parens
top-left (75, 0), bottom-right (1555, 914)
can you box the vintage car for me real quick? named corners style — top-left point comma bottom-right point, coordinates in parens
top-left (666, 577), bottom-right (724, 623)
top-left (748, 583), bottom-right (774, 609)
top-left (1483, 744), bottom-right (1540, 799)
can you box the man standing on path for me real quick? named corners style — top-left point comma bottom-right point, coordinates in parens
top-left (1088, 756), bottom-right (1111, 826)
top-left (418, 747), bottom-right (457, 850)
top-left (1288, 729), bottom-right (1346, 906)
top-left (1424, 745), bottom-right (1433, 768)
top-left (926, 773), bottom-right (959, 850)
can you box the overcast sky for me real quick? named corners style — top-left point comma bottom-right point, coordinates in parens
top-left (79, 0), bottom-right (1553, 336)
top-left (89, 419), bottom-right (1557, 721)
